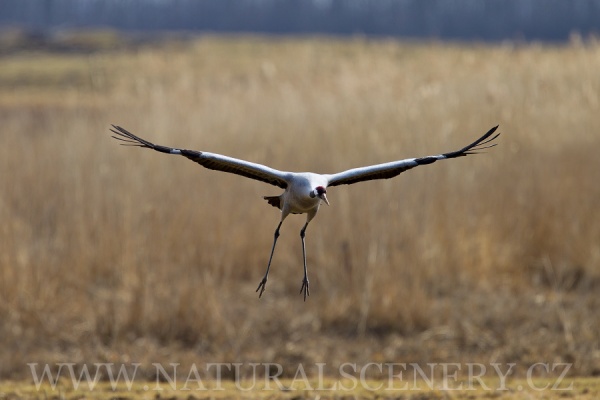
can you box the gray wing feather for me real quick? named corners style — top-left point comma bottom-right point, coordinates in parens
top-left (326, 125), bottom-right (500, 187)
top-left (110, 125), bottom-right (290, 189)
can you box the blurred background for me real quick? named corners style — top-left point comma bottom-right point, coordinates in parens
top-left (2, 0), bottom-right (600, 41)
top-left (1, 0), bottom-right (599, 380)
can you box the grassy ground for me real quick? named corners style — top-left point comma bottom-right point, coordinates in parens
top-left (1, 33), bottom-right (599, 387)
top-left (2, 376), bottom-right (599, 399)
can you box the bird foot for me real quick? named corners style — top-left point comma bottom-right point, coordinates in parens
top-left (256, 277), bottom-right (268, 298)
top-left (299, 278), bottom-right (310, 301)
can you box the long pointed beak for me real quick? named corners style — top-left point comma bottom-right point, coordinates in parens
top-left (320, 193), bottom-right (330, 206)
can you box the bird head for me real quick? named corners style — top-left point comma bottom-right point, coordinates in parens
top-left (315, 186), bottom-right (329, 206)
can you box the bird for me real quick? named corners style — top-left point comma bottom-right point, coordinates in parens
top-left (111, 124), bottom-right (500, 301)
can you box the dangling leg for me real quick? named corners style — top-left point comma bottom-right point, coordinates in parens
top-left (256, 220), bottom-right (283, 298)
top-left (299, 221), bottom-right (310, 301)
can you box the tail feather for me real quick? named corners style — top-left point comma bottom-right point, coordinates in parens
top-left (264, 196), bottom-right (281, 210)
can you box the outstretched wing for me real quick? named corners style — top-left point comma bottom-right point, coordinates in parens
top-left (110, 125), bottom-right (290, 189)
top-left (326, 125), bottom-right (500, 187)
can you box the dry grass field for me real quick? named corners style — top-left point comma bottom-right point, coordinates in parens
top-left (2, 376), bottom-right (600, 400)
top-left (1, 33), bottom-right (600, 395)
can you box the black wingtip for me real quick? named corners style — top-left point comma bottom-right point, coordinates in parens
top-left (109, 124), bottom-right (155, 149)
top-left (443, 125), bottom-right (501, 158)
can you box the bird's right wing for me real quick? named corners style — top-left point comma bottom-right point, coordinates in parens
top-left (326, 125), bottom-right (499, 187)
top-left (110, 125), bottom-right (290, 189)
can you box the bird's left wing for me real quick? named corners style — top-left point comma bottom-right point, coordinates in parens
top-left (326, 125), bottom-right (499, 187)
top-left (111, 125), bottom-right (290, 189)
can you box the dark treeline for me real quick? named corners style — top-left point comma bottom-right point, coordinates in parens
top-left (1, 0), bottom-right (599, 42)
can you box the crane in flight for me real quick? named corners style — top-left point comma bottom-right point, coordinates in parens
top-left (111, 125), bottom-right (500, 301)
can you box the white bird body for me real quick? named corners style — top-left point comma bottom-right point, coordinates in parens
top-left (111, 125), bottom-right (500, 300)
top-left (275, 173), bottom-right (329, 215)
